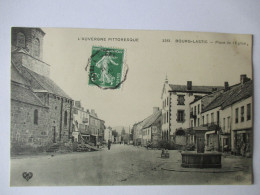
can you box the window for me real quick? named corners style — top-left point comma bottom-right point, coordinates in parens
top-left (227, 117), bottom-right (231, 129)
top-left (198, 118), bottom-right (200, 126)
top-left (191, 107), bottom-right (193, 114)
top-left (211, 113), bottom-right (214, 123)
top-left (235, 108), bottom-right (239, 123)
top-left (34, 109), bottom-right (38, 125)
top-left (241, 106), bottom-right (244, 122)
top-left (167, 97), bottom-right (168, 106)
top-left (33, 38), bottom-right (40, 57)
top-left (177, 95), bottom-right (185, 105)
top-left (191, 120), bottom-right (193, 128)
top-left (202, 116), bottom-right (204, 125)
top-left (64, 111), bottom-right (68, 127)
top-left (194, 106), bottom-right (197, 115)
top-left (223, 118), bottom-right (225, 130)
top-left (177, 110), bottom-right (185, 122)
top-left (16, 32), bottom-right (25, 48)
top-left (206, 114), bottom-right (209, 124)
top-left (198, 104), bottom-right (200, 114)
top-left (167, 111), bottom-right (168, 123)
top-left (247, 103), bottom-right (251, 120)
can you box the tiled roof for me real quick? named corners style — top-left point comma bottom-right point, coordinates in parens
top-left (142, 110), bottom-right (162, 129)
top-left (11, 82), bottom-right (46, 107)
top-left (18, 64), bottom-right (72, 99)
top-left (221, 80), bottom-right (253, 109)
top-left (202, 80), bottom-right (253, 112)
top-left (169, 84), bottom-right (223, 93)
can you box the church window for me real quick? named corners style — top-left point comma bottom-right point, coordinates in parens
top-left (64, 111), bottom-right (68, 127)
top-left (16, 32), bottom-right (25, 48)
top-left (34, 109), bottom-right (38, 125)
top-left (33, 38), bottom-right (40, 57)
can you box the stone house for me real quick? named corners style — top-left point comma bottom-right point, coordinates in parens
top-left (161, 76), bottom-right (223, 143)
top-left (104, 127), bottom-right (113, 143)
top-left (72, 101), bottom-right (105, 145)
top-left (11, 28), bottom-right (73, 151)
top-left (72, 101), bottom-right (90, 142)
top-left (141, 107), bottom-right (162, 147)
top-left (132, 107), bottom-right (162, 147)
top-left (132, 121), bottom-right (143, 146)
top-left (221, 78), bottom-right (253, 156)
top-left (189, 75), bottom-right (253, 153)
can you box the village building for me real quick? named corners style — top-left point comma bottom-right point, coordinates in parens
top-left (11, 28), bottom-right (74, 152)
top-left (72, 101), bottom-right (90, 143)
top-left (104, 127), bottom-right (113, 143)
top-left (140, 107), bottom-right (162, 147)
top-left (161, 76), bottom-right (223, 145)
top-left (132, 107), bottom-right (162, 147)
top-left (72, 100), bottom-right (105, 145)
top-left (189, 75), bottom-right (253, 154)
top-left (132, 121), bottom-right (144, 146)
top-left (221, 77), bottom-right (253, 156)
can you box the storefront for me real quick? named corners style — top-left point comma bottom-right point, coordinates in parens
top-left (233, 128), bottom-right (252, 157)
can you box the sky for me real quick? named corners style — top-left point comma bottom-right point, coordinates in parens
top-left (41, 28), bottom-right (252, 127)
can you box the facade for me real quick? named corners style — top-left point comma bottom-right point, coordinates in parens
top-left (11, 28), bottom-right (74, 151)
top-left (104, 127), bottom-right (113, 143)
top-left (141, 108), bottom-right (162, 146)
top-left (161, 77), bottom-right (223, 143)
top-left (189, 75), bottom-right (253, 154)
top-left (132, 121), bottom-right (143, 146)
top-left (72, 101), bottom-right (90, 142)
top-left (72, 101), bottom-right (105, 145)
top-left (132, 107), bottom-right (162, 147)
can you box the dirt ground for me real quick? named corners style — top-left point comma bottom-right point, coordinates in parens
top-left (10, 144), bottom-right (252, 186)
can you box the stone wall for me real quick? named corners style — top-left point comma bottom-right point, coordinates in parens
top-left (12, 28), bottom-right (45, 60)
top-left (47, 94), bottom-right (73, 143)
top-left (11, 100), bottom-right (51, 146)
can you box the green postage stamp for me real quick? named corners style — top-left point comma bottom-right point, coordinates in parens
top-left (88, 46), bottom-right (125, 89)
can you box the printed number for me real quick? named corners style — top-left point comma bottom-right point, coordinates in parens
top-left (162, 39), bottom-right (171, 42)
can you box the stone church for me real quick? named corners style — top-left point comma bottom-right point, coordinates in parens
top-left (11, 28), bottom-right (74, 152)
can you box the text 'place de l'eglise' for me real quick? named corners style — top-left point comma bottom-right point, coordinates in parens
top-left (11, 27), bottom-right (253, 160)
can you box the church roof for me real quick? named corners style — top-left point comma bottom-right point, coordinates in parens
top-left (169, 84), bottom-right (224, 94)
top-left (13, 62), bottom-right (72, 100)
top-left (11, 82), bottom-right (47, 108)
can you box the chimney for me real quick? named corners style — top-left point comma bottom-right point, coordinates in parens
top-left (187, 81), bottom-right (192, 90)
top-left (224, 82), bottom-right (229, 91)
top-left (240, 74), bottom-right (249, 84)
top-left (153, 107), bottom-right (159, 114)
top-left (91, 109), bottom-right (95, 115)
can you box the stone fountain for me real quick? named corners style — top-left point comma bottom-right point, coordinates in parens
top-left (181, 127), bottom-right (222, 168)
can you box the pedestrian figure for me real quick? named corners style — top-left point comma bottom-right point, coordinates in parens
top-left (108, 140), bottom-right (111, 150)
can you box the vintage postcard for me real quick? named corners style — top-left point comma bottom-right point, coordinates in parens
top-left (10, 27), bottom-right (253, 186)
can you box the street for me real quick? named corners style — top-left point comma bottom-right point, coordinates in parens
top-left (11, 144), bottom-right (252, 186)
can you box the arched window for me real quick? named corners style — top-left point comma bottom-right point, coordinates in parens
top-left (64, 111), bottom-right (68, 127)
top-left (34, 109), bottom-right (38, 125)
top-left (16, 32), bottom-right (25, 48)
top-left (33, 38), bottom-right (40, 57)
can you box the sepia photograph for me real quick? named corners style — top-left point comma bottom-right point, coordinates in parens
top-left (10, 27), bottom-right (253, 186)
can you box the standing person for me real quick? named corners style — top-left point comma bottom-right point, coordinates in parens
top-left (108, 140), bottom-right (111, 150)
